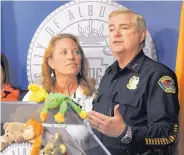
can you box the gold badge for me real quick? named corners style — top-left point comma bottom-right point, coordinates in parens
top-left (127, 76), bottom-right (139, 90)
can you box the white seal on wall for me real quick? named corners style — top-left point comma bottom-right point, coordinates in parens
top-left (27, 0), bottom-right (157, 87)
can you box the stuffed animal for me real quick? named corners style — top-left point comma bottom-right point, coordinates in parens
top-left (0, 135), bottom-right (8, 151)
top-left (40, 93), bottom-right (88, 123)
top-left (23, 119), bottom-right (44, 155)
top-left (28, 84), bottom-right (48, 103)
top-left (0, 122), bottom-right (25, 151)
top-left (42, 133), bottom-right (67, 155)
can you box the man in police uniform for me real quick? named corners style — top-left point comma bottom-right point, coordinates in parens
top-left (88, 9), bottom-right (179, 155)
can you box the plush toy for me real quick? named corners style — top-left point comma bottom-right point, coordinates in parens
top-left (40, 93), bottom-right (88, 123)
top-left (0, 122), bottom-right (25, 151)
top-left (23, 119), bottom-right (44, 155)
top-left (42, 133), bottom-right (67, 155)
top-left (0, 135), bottom-right (8, 151)
top-left (28, 84), bottom-right (48, 103)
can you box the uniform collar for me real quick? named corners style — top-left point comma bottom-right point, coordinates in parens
top-left (126, 50), bottom-right (146, 73)
top-left (110, 50), bottom-right (146, 74)
top-left (110, 61), bottom-right (120, 73)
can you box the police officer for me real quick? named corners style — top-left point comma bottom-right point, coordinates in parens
top-left (88, 8), bottom-right (179, 155)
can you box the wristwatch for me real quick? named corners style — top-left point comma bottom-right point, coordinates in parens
top-left (120, 125), bottom-right (132, 144)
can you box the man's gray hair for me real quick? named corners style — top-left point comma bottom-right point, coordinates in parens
top-left (109, 8), bottom-right (147, 48)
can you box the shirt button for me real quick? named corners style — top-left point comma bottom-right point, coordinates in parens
top-left (113, 79), bottom-right (117, 83)
top-left (121, 100), bottom-right (126, 104)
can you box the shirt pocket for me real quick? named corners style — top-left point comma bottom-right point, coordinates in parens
top-left (114, 90), bottom-right (142, 117)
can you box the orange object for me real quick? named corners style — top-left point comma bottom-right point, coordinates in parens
top-left (175, 2), bottom-right (184, 155)
top-left (1, 84), bottom-right (19, 101)
top-left (24, 119), bottom-right (44, 155)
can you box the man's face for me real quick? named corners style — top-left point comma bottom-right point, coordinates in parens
top-left (108, 13), bottom-right (144, 57)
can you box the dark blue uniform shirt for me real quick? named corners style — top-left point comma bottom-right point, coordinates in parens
top-left (93, 51), bottom-right (179, 155)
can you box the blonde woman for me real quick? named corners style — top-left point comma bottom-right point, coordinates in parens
top-left (23, 33), bottom-right (95, 148)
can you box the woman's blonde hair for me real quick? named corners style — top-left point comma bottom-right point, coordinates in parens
top-left (42, 33), bottom-right (95, 96)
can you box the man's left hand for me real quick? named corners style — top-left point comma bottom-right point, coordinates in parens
top-left (88, 104), bottom-right (126, 137)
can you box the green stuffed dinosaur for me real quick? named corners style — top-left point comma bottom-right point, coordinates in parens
top-left (40, 93), bottom-right (88, 123)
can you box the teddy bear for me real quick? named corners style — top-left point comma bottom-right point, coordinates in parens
top-left (42, 133), bottom-right (67, 155)
top-left (0, 122), bottom-right (25, 151)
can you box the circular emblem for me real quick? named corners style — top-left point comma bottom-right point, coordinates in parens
top-left (27, 0), bottom-right (157, 87)
top-left (1, 142), bottom-right (43, 155)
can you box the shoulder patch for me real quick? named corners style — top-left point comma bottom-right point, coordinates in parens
top-left (158, 76), bottom-right (176, 93)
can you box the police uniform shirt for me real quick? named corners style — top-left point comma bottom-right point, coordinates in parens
top-left (93, 50), bottom-right (179, 153)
